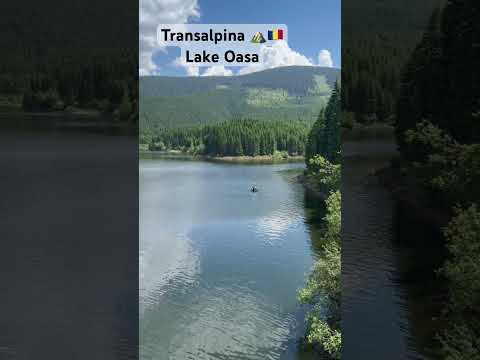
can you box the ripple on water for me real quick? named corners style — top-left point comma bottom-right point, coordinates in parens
top-left (146, 286), bottom-right (296, 360)
top-left (140, 232), bottom-right (200, 316)
top-left (140, 161), bottom-right (313, 360)
top-left (342, 149), bottom-right (424, 359)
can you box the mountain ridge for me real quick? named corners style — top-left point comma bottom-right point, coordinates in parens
top-left (140, 66), bottom-right (340, 129)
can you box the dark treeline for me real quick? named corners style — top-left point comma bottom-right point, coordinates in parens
top-left (393, 1), bottom-right (479, 358)
top-left (342, 36), bottom-right (402, 124)
top-left (1, 49), bottom-right (138, 121)
top-left (142, 119), bottom-right (309, 157)
top-left (306, 81), bottom-right (341, 164)
top-left (0, 50), bottom-right (138, 121)
top-left (0, 0), bottom-right (138, 121)
top-left (395, 0), bottom-right (479, 201)
top-left (342, 0), bottom-right (445, 125)
top-left (396, 2), bottom-right (478, 151)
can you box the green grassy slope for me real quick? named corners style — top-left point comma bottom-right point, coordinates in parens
top-left (140, 66), bottom-right (340, 129)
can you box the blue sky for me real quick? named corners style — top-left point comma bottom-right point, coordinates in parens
top-left (139, 0), bottom-right (340, 76)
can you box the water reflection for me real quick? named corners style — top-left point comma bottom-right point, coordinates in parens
top-left (139, 160), bottom-right (320, 359)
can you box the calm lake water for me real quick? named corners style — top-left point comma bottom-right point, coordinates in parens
top-left (0, 114), bottom-right (138, 359)
top-left (342, 140), bottom-right (439, 360)
top-left (139, 159), bottom-right (323, 360)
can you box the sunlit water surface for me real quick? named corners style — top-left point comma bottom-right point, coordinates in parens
top-left (140, 160), bottom-right (323, 360)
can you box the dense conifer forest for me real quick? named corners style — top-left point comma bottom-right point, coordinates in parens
top-left (306, 82), bottom-right (341, 164)
top-left (342, 0), bottom-right (445, 124)
top-left (298, 82), bottom-right (342, 359)
top-left (0, 0), bottom-right (138, 121)
top-left (142, 119), bottom-right (309, 157)
top-left (0, 49), bottom-right (138, 121)
top-left (392, 0), bottom-right (479, 358)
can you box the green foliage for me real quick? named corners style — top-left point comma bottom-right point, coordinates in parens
top-left (1, 48), bottom-right (137, 120)
top-left (307, 155), bottom-right (341, 194)
top-left (300, 78), bottom-right (341, 358)
top-left (139, 66), bottom-right (338, 129)
top-left (300, 82), bottom-right (342, 355)
top-left (322, 82), bottom-right (342, 163)
top-left (439, 205), bottom-right (480, 360)
top-left (404, 121), bottom-right (480, 205)
top-left (305, 110), bottom-right (325, 162)
top-left (117, 84), bottom-right (133, 121)
top-left (306, 317), bottom-right (342, 359)
top-left (343, 0), bottom-right (443, 124)
top-left (394, 3), bottom-right (480, 358)
top-left (140, 66), bottom-right (338, 98)
top-left (245, 88), bottom-right (289, 107)
top-left (342, 122), bottom-right (395, 141)
top-left (440, 323), bottom-right (480, 360)
top-left (305, 81), bottom-right (341, 164)
top-left (298, 191), bottom-right (342, 359)
top-left (442, 205), bottom-right (480, 314)
top-left (298, 239), bottom-right (341, 305)
top-left (396, 1), bottom-right (479, 150)
top-left (324, 191), bottom-right (341, 239)
top-left (143, 119), bottom-right (309, 157)
top-left (342, 111), bottom-right (355, 129)
top-left (22, 89), bottom-right (63, 111)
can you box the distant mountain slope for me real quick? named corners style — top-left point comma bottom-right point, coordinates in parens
top-left (140, 66), bottom-right (340, 129)
top-left (342, 0), bottom-right (445, 123)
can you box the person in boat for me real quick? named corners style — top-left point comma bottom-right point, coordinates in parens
top-left (251, 185), bottom-right (258, 192)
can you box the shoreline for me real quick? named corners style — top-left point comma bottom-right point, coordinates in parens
top-left (139, 151), bottom-right (305, 164)
top-left (297, 173), bottom-right (329, 201)
top-left (0, 104), bottom-right (104, 117)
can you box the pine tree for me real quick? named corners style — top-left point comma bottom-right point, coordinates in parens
top-left (323, 81), bottom-right (341, 163)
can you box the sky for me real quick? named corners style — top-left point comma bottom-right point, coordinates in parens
top-left (139, 0), bottom-right (340, 76)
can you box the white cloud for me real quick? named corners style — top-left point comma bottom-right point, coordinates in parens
top-left (318, 49), bottom-right (333, 67)
top-left (238, 42), bottom-right (314, 75)
top-left (139, 2), bottom-right (335, 77)
top-left (139, 52), bottom-right (160, 76)
top-left (202, 66), bottom-right (234, 77)
top-left (173, 58), bottom-right (234, 77)
top-left (172, 56), bottom-right (199, 76)
top-left (139, 0), bottom-right (200, 75)
top-left (185, 66), bottom-right (200, 77)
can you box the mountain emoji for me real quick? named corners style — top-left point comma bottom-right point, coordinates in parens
top-left (251, 32), bottom-right (266, 44)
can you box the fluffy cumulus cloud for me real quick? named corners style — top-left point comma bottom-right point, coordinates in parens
top-left (139, 1), bottom-right (335, 76)
top-left (202, 66), bottom-right (234, 77)
top-left (318, 49), bottom-right (333, 67)
top-left (238, 42), bottom-right (313, 75)
top-left (139, 0), bottom-right (199, 75)
top-left (172, 56), bottom-right (199, 76)
top-left (237, 42), bottom-right (334, 75)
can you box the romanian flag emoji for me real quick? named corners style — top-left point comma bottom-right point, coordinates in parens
top-left (268, 29), bottom-right (284, 40)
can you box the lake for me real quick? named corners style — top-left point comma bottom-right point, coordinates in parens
top-left (139, 159), bottom-right (324, 360)
top-left (342, 140), bottom-right (439, 359)
top-left (0, 115), bottom-right (138, 359)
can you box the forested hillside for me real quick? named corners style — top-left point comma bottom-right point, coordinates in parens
top-left (0, 1), bottom-right (137, 121)
top-left (299, 81), bottom-right (342, 359)
top-left (142, 119), bottom-right (309, 157)
top-left (140, 66), bottom-right (340, 129)
top-left (342, 0), bottom-right (445, 124)
top-left (393, 1), bottom-right (479, 358)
